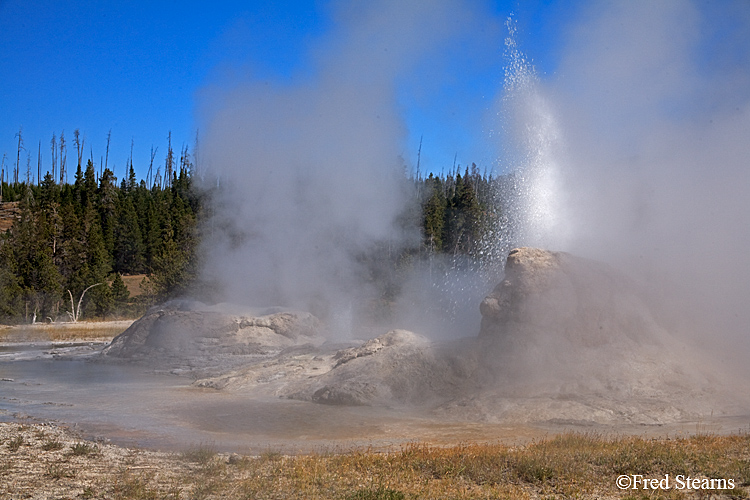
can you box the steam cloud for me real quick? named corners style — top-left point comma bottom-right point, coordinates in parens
top-left (525, 1), bottom-right (750, 364)
top-left (196, 0), bottom-right (750, 362)
top-left (196, 0), bottom-right (493, 332)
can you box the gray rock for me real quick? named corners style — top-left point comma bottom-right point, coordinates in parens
top-left (470, 247), bottom-right (746, 423)
top-left (293, 329), bottom-right (474, 406)
top-left (101, 301), bottom-right (323, 378)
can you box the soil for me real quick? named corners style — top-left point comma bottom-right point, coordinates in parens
top-left (0, 421), bottom-right (191, 500)
top-left (0, 201), bottom-right (21, 232)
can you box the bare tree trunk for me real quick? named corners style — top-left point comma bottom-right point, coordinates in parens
top-left (179, 144), bottom-right (189, 177)
top-left (73, 129), bottom-right (84, 173)
top-left (91, 146), bottom-right (97, 180)
top-left (148, 146), bottom-right (157, 188)
top-left (105, 129), bottom-right (111, 175)
top-left (50, 133), bottom-right (57, 183)
top-left (15, 127), bottom-right (24, 186)
top-left (67, 283), bottom-right (102, 322)
top-left (165, 131), bottom-right (173, 188)
top-left (60, 131), bottom-right (67, 184)
top-left (37, 140), bottom-right (42, 185)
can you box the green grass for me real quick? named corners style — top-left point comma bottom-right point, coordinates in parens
top-left (69, 442), bottom-right (99, 456)
top-left (181, 442), bottom-right (218, 465)
top-left (41, 439), bottom-right (64, 451)
top-left (6, 435), bottom-right (23, 452)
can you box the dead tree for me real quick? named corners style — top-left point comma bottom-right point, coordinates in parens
top-left (59, 131), bottom-right (67, 184)
top-left (15, 127), bottom-right (24, 186)
top-left (165, 131), bottom-right (174, 189)
top-left (73, 129), bottom-right (84, 173)
top-left (147, 146), bottom-right (157, 188)
top-left (104, 129), bottom-right (111, 175)
top-left (37, 140), bottom-right (42, 185)
top-left (25, 152), bottom-right (31, 184)
top-left (50, 133), bottom-right (57, 183)
top-left (180, 143), bottom-right (191, 177)
top-left (67, 283), bottom-right (103, 322)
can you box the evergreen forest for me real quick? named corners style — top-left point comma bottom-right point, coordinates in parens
top-left (1, 136), bottom-right (510, 324)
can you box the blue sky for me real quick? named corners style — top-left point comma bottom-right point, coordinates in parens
top-left (0, 0), bottom-right (573, 184)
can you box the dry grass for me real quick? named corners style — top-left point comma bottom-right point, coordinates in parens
top-left (121, 273), bottom-right (149, 298)
top-left (2, 423), bottom-right (749, 499)
top-left (0, 319), bottom-right (133, 342)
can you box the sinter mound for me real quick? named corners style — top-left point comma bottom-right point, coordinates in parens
top-left (456, 247), bottom-right (745, 424)
top-left (101, 248), bottom-right (747, 425)
top-left (101, 300), bottom-right (324, 378)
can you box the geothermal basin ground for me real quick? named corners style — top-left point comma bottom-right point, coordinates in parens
top-left (1, 249), bottom-right (748, 454)
top-left (1, 249), bottom-right (750, 499)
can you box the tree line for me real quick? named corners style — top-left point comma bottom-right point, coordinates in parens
top-left (0, 154), bottom-right (199, 323)
top-left (415, 162), bottom-right (503, 257)
top-left (1, 131), bottom-right (512, 323)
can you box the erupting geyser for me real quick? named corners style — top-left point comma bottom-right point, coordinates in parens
top-left (3, 0), bottom-right (750, 454)
top-left (103, 1), bottom-right (750, 429)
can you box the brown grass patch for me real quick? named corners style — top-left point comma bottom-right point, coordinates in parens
top-left (121, 274), bottom-right (148, 298)
top-left (2, 423), bottom-right (749, 499)
top-left (0, 320), bottom-right (133, 342)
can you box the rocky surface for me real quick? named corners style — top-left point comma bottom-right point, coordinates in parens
top-left (98, 249), bottom-right (749, 426)
top-left (470, 247), bottom-right (747, 423)
top-left (101, 300), bottom-right (324, 378)
top-left (285, 330), bottom-right (477, 406)
top-left (0, 422), bottom-right (191, 500)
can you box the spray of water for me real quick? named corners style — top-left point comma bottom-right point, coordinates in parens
top-left (493, 16), bottom-right (567, 255)
top-left (511, 1), bottom-right (750, 375)
top-left (392, 17), bottom-right (572, 337)
top-left (395, 18), bottom-right (568, 337)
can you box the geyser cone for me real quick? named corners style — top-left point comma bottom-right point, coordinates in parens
top-left (471, 247), bottom-right (747, 424)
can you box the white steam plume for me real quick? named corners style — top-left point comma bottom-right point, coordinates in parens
top-left (536, 0), bottom-right (750, 365)
top-left (196, 0), bottom-right (492, 333)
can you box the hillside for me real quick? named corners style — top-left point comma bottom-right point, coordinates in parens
top-left (0, 201), bottom-right (21, 232)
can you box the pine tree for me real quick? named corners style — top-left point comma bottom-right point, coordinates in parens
top-left (97, 167), bottom-right (118, 260)
top-left (446, 168), bottom-right (482, 255)
top-left (83, 207), bottom-right (112, 317)
top-left (83, 159), bottom-right (97, 206)
top-left (113, 196), bottom-right (144, 273)
top-left (0, 143), bottom-right (204, 321)
top-left (127, 164), bottom-right (137, 192)
top-left (422, 174), bottom-right (447, 253)
top-left (110, 272), bottom-right (130, 310)
top-left (0, 243), bottom-right (23, 320)
top-left (4, 198), bottom-right (63, 321)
